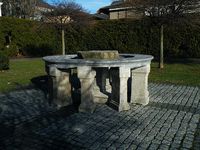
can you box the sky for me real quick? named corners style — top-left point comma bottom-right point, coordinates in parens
top-left (47, 0), bottom-right (112, 14)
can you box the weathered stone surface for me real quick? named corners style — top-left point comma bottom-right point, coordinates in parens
top-left (44, 54), bottom-right (153, 112)
top-left (131, 65), bottom-right (150, 105)
top-left (77, 50), bottom-right (119, 60)
top-left (43, 54), bottom-right (153, 68)
top-left (0, 2), bottom-right (3, 17)
top-left (77, 66), bottom-right (96, 113)
top-left (48, 66), bottom-right (72, 108)
top-left (109, 67), bottom-right (130, 111)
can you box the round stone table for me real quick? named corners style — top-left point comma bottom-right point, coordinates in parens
top-left (43, 54), bottom-right (153, 112)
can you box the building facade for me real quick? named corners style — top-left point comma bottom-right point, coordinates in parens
top-left (98, 0), bottom-right (200, 20)
top-left (1, 0), bottom-right (53, 21)
top-left (98, 0), bottom-right (143, 20)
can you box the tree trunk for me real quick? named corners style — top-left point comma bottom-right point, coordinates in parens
top-left (159, 25), bottom-right (164, 69)
top-left (62, 29), bottom-right (65, 55)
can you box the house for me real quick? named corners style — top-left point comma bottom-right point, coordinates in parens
top-left (33, 1), bottom-right (54, 21)
top-left (1, 0), bottom-right (53, 21)
top-left (98, 0), bottom-right (200, 20)
top-left (98, 0), bottom-right (142, 20)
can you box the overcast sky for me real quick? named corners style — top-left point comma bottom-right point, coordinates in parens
top-left (47, 0), bottom-right (112, 14)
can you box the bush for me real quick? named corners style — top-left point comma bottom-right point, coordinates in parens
top-left (1, 44), bottom-right (19, 57)
top-left (75, 19), bottom-right (200, 58)
top-left (0, 17), bottom-right (199, 58)
top-left (0, 52), bottom-right (9, 70)
top-left (0, 17), bottom-right (59, 57)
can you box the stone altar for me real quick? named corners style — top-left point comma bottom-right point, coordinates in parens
top-left (43, 51), bottom-right (153, 112)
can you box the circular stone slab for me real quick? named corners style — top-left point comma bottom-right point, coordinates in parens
top-left (43, 54), bottom-right (153, 69)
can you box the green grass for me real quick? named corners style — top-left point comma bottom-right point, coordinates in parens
top-left (149, 62), bottom-right (200, 86)
top-left (0, 59), bottom-right (199, 93)
top-left (0, 58), bottom-right (45, 92)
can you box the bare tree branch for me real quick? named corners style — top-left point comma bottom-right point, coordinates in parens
top-left (125, 0), bottom-right (200, 23)
top-left (42, 0), bottom-right (90, 55)
top-left (122, 0), bottom-right (200, 69)
top-left (43, 0), bottom-right (90, 26)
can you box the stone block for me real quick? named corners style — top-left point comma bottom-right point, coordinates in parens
top-left (77, 50), bottom-right (119, 60)
top-left (109, 67), bottom-right (130, 112)
top-left (77, 66), bottom-right (96, 113)
top-left (48, 66), bottom-right (72, 108)
top-left (131, 65), bottom-right (150, 105)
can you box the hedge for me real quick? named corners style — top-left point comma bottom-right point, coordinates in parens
top-left (0, 17), bottom-right (60, 57)
top-left (64, 19), bottom-right (200, 58)
top-left (0, 17), bottom-right (199, 58)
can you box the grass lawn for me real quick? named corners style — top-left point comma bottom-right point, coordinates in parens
top-left (149, 62), bottom-right (200, 86)
top-left (0, 58), bottom-right (199, 93)
top-left (0, 58), bottom-right (45, 93)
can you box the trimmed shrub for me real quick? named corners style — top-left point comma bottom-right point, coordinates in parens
top-left (1, 44), bottom-right (19, 57)
top-left (0, 17), bottom-right (60, 57)
top-left (76, 19), bottom-right (200, 58)
top-left (0, 52), bottom-right (9, 70)
top-left (0, 17), bottom-right (199, 58)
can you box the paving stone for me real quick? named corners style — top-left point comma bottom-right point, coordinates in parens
top-left (158, 144), bottom-right (170, 150)
top-left (0, 84), bottom-right (199, 149)
top-left (127, 144), bottom-right (137, 150)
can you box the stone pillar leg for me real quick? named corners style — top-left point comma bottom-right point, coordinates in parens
top-left (131, 65), bottom-right (150, 105)
top-left (110, 67), bottom-right (130, 112)
top-left (49, 66), bottom-right (72, 108)
top-left (0, 2), bottom-right (3, 17)
top-left (77, 66), bottom-right (96, 113)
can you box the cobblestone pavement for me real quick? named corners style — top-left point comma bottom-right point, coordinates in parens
top-left (0, 83), bottom-right (199, 150)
